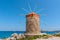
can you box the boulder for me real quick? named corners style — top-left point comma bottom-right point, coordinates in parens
top-left (19, 34), bottom-right (25, 38)
top-left (11, 33), bottom-right (19, 40)
top-left (6, 37), bottom-right (10, 40)
top-left (11, 33), bottom-right (18, 38)
top-left (10, 37), bottom-right (16, 40)
top-left (21, 34), bottom-right (25, 38)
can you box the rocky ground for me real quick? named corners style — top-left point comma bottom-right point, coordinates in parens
top-left (5, 37), bottom-right (60, 40)
top-left (2, 33), bottom-right (60, 40)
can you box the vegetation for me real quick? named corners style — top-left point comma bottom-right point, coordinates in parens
top-left (53, 33), bottom-right (60, 37)
top-left (19, 34), bottom-right (49, 40)
top-left (20, 38), bottom-right (34, 40)
top-left (18, 33), bottom-right (60, 40)
top-left (40, 34), bottom-right (49, 39)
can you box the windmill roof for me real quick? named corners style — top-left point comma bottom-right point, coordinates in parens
top-left (26, 12), bottom-right (39, 17)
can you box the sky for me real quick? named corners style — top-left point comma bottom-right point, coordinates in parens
top-left (0, 0), bottom-right (60, 31)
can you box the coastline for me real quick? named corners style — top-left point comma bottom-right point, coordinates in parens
top-left (2, 36), bottom-right (60, 40)
top-left (0, 32), bottom-right (60, 40)
top-left (0, 31), bottom-right (58, 39)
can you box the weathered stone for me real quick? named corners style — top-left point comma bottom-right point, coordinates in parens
top-left (11, 33), bottom-right (18, 37)
top-left (19, 34), bottom-right (25, 38)
top-left (11, 33), bottom-right (19, 40)
top-left (21, 34), bottom-right (25, 38)
top-left (6, 37), bottom-right (10, 40)
top-left (26, 12), bottom-right (40, 35)
top-left (10, 37), bottom-right (16, 40)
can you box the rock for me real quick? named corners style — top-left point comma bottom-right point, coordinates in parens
top-left (6, 37), bottom-right (10, 40)
top-left (10, 37), bottom-right (16, 40)
top-left (19, 34), bottom-right (21, 38)
top-left (16, 37), bottom-right (20, 40)
top-left (21, 34), bottom-right (25, 38)
top-left (7, 33), bottom-right (26, 40)
top-left (19, 34), bottom-right (25, 38)
top-left (6, 37), bottom-right (16, 40)
top-left (11, 33), bottom-right (19, 40)
top-left (11, 33), bottom-right (18, 38)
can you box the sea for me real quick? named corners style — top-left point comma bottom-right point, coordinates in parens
top-left (0, 31), bottom-right (59, 39)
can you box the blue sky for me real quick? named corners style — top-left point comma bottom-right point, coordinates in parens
top-left (0, 0), bottom-right (60, 31)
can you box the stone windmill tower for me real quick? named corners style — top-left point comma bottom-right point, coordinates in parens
top-left (22, 1), bottom-right (46, 35)
top-left (26, 12), bottom-right (40, 35)
top-left (22, 4), bottom-right (41, 35)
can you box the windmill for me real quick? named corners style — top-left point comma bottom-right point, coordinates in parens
top-left (19, 1), bottom-right (47, 35)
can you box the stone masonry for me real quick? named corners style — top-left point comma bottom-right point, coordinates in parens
top-left (25, 12), bottom-right (40, 35)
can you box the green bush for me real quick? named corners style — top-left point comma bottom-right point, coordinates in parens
top-left (41, 34), bottom-right (49, 39)
top-left (19, 35), bottom-right (49, 40)
top-left (19, 38), bottom-right (34, 40)
top-left (53, 34), bottom-right (60, 37)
